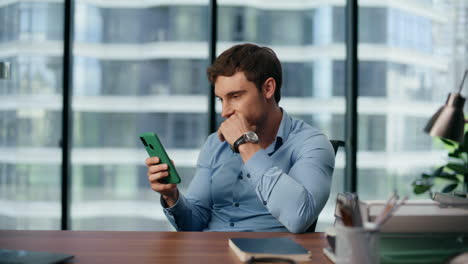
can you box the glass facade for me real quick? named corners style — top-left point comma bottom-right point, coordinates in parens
top-left (0, 2), bottom-right (64, 229)
top-left (0, 0), bottom-right (467, 231)
top-left (356, 1), bottom-right (464, 203)
top-left (71, 1), bottom-right (209, 230)
top-left (217, 2), bottom-right (345, 230)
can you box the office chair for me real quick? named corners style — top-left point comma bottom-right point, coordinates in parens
top-left (305, 139), bottom-right (345, 233)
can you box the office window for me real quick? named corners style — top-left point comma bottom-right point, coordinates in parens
top-left (358, 168), bottom-right (391, 200)
top-left (282, 62), bottom-right (314, 97)
top-left (218, 7), bottom-right (315, 46)
top-left (357, 1), bottom-right (467, 199)
top-left (169, 59), bottom-right (210, 95)
top-left (18, 2), bottom-right (63, 41)
top-left (333, 7), bottom-right (387, 44)
top-left (75, 5), bottom-right (171, 44)
top-left (3, 0), bottom-right (466, 233)
top-left (398, 116), bottom-right (433, 151)
top-left (218, 7), bottom-right (245, 42)
top-left (71, 0), bottom-right (209, 231)
top-left (101, 9), bottom-right (143, 43)
top-left (333, 60), bottom-right (387, 97)
top-left (360, 62), bottom-right (387, 97)
top-left (359, 115), bottom-right (386, 151)
top-left (0, 56), bottom-right (63, 96)
top-left (358, 167), bottom-right (431, 200)
top-left (332, 7), bottom-right (345, 44)
top-left (388, 8), bottom-right (432, 53)
top-left (0, 2), bottom-right (64, 229)
top-left (360, 8), bottom-right (387, 44)
top-left (330, 113), bottom-right (386, 152)
top-left (269, 10), bottom-right (308, 46)
top-left (169, 6), bottom-right (208, 41)
top-left (0, 4), bottom-right (17, 42)
top-left (218, 1), bottom-right (345, 231)
top-left (387, 63), bottom-right (440, 102)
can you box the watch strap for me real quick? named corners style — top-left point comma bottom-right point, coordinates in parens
top-left (232, 134), bottom-right (246, 153)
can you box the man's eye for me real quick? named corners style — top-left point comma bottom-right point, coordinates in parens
top-left (216, 98), bottom-right (222, 102)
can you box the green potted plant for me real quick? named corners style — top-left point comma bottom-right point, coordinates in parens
top-left (412, 129), bottom-right (468, 197)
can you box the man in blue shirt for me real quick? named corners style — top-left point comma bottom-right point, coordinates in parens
top-left (145, 43), bottom-right (335, 233)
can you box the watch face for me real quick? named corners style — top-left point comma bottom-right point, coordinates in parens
top-left (245, 131), bottom-right (259, 142)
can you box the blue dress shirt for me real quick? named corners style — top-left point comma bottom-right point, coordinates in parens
top-left (162, 110), bottom-right (335, 233)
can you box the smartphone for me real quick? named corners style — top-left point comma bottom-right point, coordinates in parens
top-left (139, 132), bottom-right (181, 184)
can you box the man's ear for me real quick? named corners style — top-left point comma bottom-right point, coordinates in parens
top-left (262, 77), bottom-right (276, 100)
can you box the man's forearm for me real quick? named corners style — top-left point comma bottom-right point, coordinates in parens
top-left (244, 149), bottom-right (331, 233)
top-left (252, 167), bottom-right (316, 233)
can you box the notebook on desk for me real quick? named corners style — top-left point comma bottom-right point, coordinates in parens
top-left (0, 249), bottom-right (74, 264)
top-left (228, 237), bottom-right (311, 262)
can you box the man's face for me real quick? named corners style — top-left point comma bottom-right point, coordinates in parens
top-left (214, 71), bottom-right (267, 126)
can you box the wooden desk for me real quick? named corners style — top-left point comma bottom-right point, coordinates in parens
top-left (0, 230), bottom-right (331, 263)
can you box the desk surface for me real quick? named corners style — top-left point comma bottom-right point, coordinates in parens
top-left (0, 230), bottom-right (331, 263)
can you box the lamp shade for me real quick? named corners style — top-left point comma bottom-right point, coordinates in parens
top-left (424, 93), bottom-right (465, 143)
top-left (0, 61), bottom-right (10, 79)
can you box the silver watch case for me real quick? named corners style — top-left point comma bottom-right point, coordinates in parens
top-left (243, 131), bottom-right (259, 143)
top-left (232, 131), bottom-right (259, 153)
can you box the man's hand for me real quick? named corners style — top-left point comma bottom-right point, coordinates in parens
top-left (217, 113), bottom-right (255, 145)
top-left (145, 157), bottom-right (179, 207)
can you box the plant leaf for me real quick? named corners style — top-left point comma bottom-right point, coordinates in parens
top-left (446, 163), bottom-right (468, 174)
top-left (433, 172), bottom-right (460, 182)
top-left (413, 184), bottom-right (433, 194)
top-left (440, 137), bottom-right (457, 148)
top-left (461, 153), bottom-right (468, 163)
top-left (421, 166), bottom-right (444, 179)
top-left (412, 179), bottom-right (433, 194)
top-left (421, 172), bottom-right (433, 179)
top-left (441, 183), bottom-right (459, 193)
top-left (449, 150), bottom-right (462, 159)
top-left (463, 131), bottom-right (468, 152)
top-left (434, 166), bottom-right (444, 175)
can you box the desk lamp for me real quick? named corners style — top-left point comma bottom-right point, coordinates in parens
top-left (0, 61), bottom-right (10, 80)
top-left (424, 70), bottom-right (468, 143)
top-left (424, 70), bottom-right (468, 200)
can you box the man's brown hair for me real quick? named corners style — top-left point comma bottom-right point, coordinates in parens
top-left (207, 43), bottom-right (282, 103)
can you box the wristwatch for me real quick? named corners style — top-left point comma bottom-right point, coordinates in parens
top-left (232, 131), bottom-right (259, 153)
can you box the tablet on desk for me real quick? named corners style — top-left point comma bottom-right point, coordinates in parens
top-left (0, 249), bottom-right (74, 264)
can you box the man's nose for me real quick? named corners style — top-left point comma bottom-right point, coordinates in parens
top-left (221, 103), bottom-right (234, 119)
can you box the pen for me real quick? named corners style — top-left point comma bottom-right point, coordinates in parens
top-left (375, 195), bottom-right (408, 228)
top-left (374, 192), bottom-right (398, 224)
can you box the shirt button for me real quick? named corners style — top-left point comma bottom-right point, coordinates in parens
top-left (234, 203), bottom-right (239, 207)
top-left (263, 201), bottom-right (267, 205)
top-left (230, 223), bottom-right (234, 227)
top-left (246, 174), bottom-right (251, 178)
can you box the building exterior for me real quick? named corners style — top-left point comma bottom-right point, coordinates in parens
top-left (0, 0), bottom-right (466, 230)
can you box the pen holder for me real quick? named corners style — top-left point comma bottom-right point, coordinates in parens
top-left (335, 225), bottom-right (380, 264)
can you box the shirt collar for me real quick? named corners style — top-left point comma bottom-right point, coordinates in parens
top-left (265, 108), bottom-right (291, 155)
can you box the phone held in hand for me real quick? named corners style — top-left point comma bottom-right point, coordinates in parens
top-left (139, 132), bottom-right (181, 184)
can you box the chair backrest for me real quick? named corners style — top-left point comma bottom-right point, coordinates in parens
top-left (305, 139), bottom-right (345, 233)
top-left (330, 140), bottom-right (345, 155)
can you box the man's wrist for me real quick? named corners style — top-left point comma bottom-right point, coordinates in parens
top-left (162, 189), bottom-right (179, 208)
top-left (232, 131), bottom-right (259, 153)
